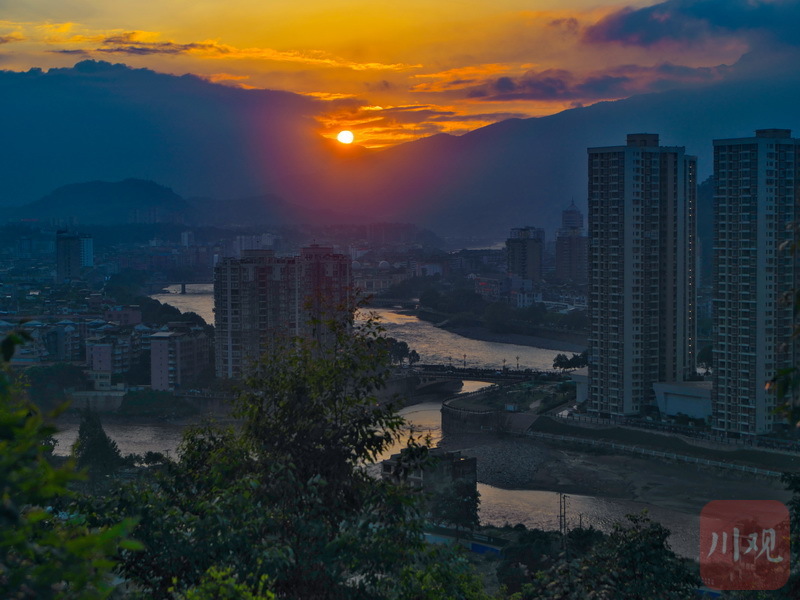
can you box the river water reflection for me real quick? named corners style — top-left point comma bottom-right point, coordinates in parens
top-left (150, 285), bottom-right (564, 371)
top-left (388, 402), bottom-right (699, 559)
top-left (54, 400), bottom-right (699, 558)
top-left (133, 286), bottom-right (702, 557)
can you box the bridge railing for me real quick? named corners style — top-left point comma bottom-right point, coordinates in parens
top-left (415, 364), bottom-right (563, 380)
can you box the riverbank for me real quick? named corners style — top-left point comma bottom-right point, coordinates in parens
top-left (393, 310), bottom-right (588, 353)
top-left (443, 325), bottom-right (586, 353)
top-left (439, 433), bottom-right (792, 515)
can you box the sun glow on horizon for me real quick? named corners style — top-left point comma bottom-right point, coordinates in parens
top-left (337, 130), bottom-right (355, 144)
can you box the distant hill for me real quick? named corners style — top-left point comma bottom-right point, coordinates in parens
top-left (2, 59), bottom-right (800, 238)
top-left (16, 179), bottom-right (193, 225)
top-left (9, 178), bottom-right (360, 228)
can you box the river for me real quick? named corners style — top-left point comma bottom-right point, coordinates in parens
top-left (149, 284), bottom-right (564, 371)
top-left (53, 284), bottom-right (713, 558)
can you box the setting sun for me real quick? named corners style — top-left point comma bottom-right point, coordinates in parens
top-left (337, 130), bottom-right (354, 144)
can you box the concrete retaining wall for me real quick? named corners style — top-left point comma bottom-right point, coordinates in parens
top-left (441, 402), bottom-right (500, 434)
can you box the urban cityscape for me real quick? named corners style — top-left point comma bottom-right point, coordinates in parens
top-left (2, 0), bottom-right (800, 598)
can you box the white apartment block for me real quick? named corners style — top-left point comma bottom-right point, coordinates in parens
top-left (588, 133), bottom-right (697, 416)
top-left (712, 129), bottom-right (799, 435)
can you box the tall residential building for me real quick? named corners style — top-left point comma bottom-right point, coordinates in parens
top-left (555, 202), bottom-right (588, 284)
top-left (588, 133), bottom-right (697, 417)
top-left (214, 245), bottom-right (351, 379)
top-left (55, 231), bottom-right (93, 283)
top-left (711, 129), bottom-right (799, 436)
top-left (506, 227), bottom-right (544, 282)
top-left (151, 325), bottom-right (210, 391)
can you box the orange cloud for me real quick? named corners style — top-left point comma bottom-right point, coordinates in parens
top-left (315, 101), bottom-right (527, 148)
top-left (199, 72), bottom-right (257, 88)
top-left (85, 31), bottom-right (422, 71)
top-left (0, 32), bottom-right (24, 44)
top-left (302, 91), bottom-right (359, 101)
top-left (411, 64), bottom-right (515, 92)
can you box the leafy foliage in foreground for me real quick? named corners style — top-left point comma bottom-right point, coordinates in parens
top-left (510, 513), bottom-right (698, 600)
top-left (0, 332), bottom-right (138, 599)
top-left (77, 311), bottom-right (490, 599)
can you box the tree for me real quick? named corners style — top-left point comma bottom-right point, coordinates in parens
top-left (697, 344), bottom-right (713, 374)
top-left (386, 337), bottom-right (410, 364)
top-left (429, 479), bottom-right (481, 538)
top-left (23, 363), bottom-right (89, 411)
top-left (118, 389), bottom-right (196, 418)
top-left (553, 352), bottom-right (587, 372)
top-left (71, 407), bottom-right (127, 484)
top-left (513, 513), bottom-right (698, 600)
top-left (419, 288), bottom-right (441, 310)
top-left (553, 353), bottom-right (570, 371)
top-left (484, 301), bottom-right (515, 334)
top-left (0, 332), bottom-right (138, 599)
top-left (408, 349), bottom-right (421, 366)
top-left (559, 309), bottom-right (589, 331)
top-left (172, 567), bottom-right (275, 600)
top-left (79, 310), bottom-right (489, 599)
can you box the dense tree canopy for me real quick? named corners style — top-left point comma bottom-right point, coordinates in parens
top-left (0, 332), bottom-right (136, 599)
top-left (511, 514), bottom-right (698, 600)
top-left (77, 311), bottom-right (489, 599)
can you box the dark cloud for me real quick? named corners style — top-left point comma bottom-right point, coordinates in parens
top-left (365, 79), bottom-right (395, 91)
top-left (584, 0), bottom-right (800, 47)
top-left (494, 76), bottom-right (517, 93)
top-left (48, 49), bottom-right (90, 55)
top-left (0, 34), bottom-right (23, 45)
top-left (549, 17), bottom-right (580, 35)
top-left (95, 32), bottom-right (224, 56)
top-left (469, 62), bottom-right (727, 102)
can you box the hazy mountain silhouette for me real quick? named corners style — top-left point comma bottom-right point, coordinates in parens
top-left (8, 178), bottom-right (358, 228)
top-left (2, 58), bottom-right (800, 238)
top-left (13, 179), bottom-right (192, 225)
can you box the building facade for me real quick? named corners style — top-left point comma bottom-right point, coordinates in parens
top-left (506, 227), bottom-right (545, 282)
top-left (214, 245), bottom-right (351, 379)
top-left (588, 133), bottom-right (697, 416)
top-left (56, 231), bottom-right (93, 283)
top-left (711, 129), bottom-right (799, 435)
top-left (150, 326), bottom-right (210, 391)
top-left (555, 202), bottom-right (588, 284)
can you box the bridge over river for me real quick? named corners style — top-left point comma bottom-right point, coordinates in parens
top-left (414, 364), bottom-right (561, 384)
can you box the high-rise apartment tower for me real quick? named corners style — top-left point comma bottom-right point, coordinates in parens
top-left (712, 129), bottom-right (799, 435)
top-left (56, 231), bottom-right (93, 283)
top-left (214, 245), bottom-right (351, 379)
top-left (588, 133), bottom-right (697, 416)
top-left (506, 226), bottom-right (545, 282)
top-left (555, 201), bottom-right (588, 284)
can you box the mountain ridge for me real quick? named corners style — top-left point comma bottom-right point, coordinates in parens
top-left (2, 59), bottom-right (800, 237)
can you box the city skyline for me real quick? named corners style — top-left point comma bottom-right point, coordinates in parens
top-left (4, 3), bottom-right (800, 596)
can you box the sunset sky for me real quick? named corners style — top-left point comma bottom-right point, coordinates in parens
top-left (1, 0), bottom-right (796, 147)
